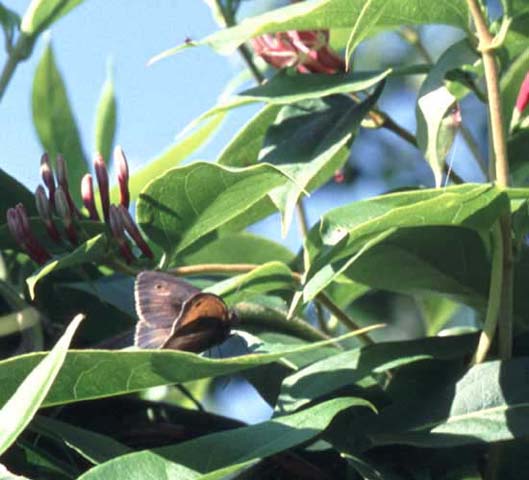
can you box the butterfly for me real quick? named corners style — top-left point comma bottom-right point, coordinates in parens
top-left (134, 271), bottom-right (238, 353)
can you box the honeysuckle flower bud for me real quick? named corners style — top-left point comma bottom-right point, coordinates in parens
top-left (251, 30), bottom-right (345, 74)
top-left (55, 154), bottom-right (80, 218)
top-left (6, 208), bottom-right (25, 246)
top-left (516, 72), bottom-right (529, 114)
top-left (81, 174), bottom-right (100, 221)
top-left (511, 72), bottom-right (529, 130)
top-left (94, 154), bottom-right (110, 222)
top-left (35, 185), bottom-right (60, 242)
top-left (114, 146), bottom-right (130, 209)
top-left (118, 205), bottom-right (153, 259)
top-left (12, 204), bottom-right (51, 264)
top-left (109, 205), bottom-right (134, 264)
top-left (40, 153), bottom-right (56, 209)
top-left (55, 186), bottom-right (78, 245)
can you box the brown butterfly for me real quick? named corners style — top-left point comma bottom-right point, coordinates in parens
top-left (134, 271), bottom-right (238, 353)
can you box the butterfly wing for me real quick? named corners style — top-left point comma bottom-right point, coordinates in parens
top-left (163, 293), bottom-right (231, 352)
top-left (134, 271), bottom-right (201, 349)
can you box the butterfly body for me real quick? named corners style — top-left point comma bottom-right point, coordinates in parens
top-left (134, 271), bottom-right (236, 352)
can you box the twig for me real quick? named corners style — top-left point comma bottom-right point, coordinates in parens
top-left (466, 0), bottom-right (512, 362)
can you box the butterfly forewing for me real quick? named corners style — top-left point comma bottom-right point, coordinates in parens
top-left (134, 271), bottom-right (201, 348)
top-left (163, 293), bottom-right (231, 351)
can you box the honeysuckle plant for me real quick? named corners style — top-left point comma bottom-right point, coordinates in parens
top-left (2, 0), bottom-right (529, 479)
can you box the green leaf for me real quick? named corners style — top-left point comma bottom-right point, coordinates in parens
top-left (334, 226), bottom-right (490, 307)
top-left (0, 329), bottom-right (373, 409)
top-left (0, 314), bottom-right (83, 455)
top-left (112, 114), bottom-right (226, 205)
top-left (344, 0), bottom-right (389, 68)
top-left (136, 162), bottom-right (291, 258)
top-left (238, 69), bottom-right (391, 105)
top-left (26, 234), bottom-right (107, 299)
top-left (94, 64), bottom-right (117, 167)
top-left (183, 69), bottom-right (394, 140)
top-left (181, 232), bottom-right (295, 266)
top-left (217, 104), bottom-right (281, 166)
top-left (278, 333), bottom-right (476, 413)
top-left (0, 169), bottom-right (36, 220)
top-left (367, 357), bottom-right (529, 447)
top-left (262, 83), bottom-right (384, 234)
top-left (416, 40), bottom-right (478, 186)
top-left (417, 293), bottom-right (461, 336)
top-left (32, 43), bottom-right (88, 204)
top-left (153, 0), bottom-right (469, 57)
top-left (31, 415), bottom-right (131, 464)
top-left (21, 0), bottom-right (84, 35)
top-left (205, 261), bottom-right (296, 305)
top-left (79, 397), bottom-right (372, 480)
top-left (303, 184), bottom-right (509, 301)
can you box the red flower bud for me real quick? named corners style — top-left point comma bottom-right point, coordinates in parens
top-left (516, 72), bottom-right (529, 114)
top-left (40, 153), bottom-right (56, 209)
top-left (55, 187), bottom-right (78, 245)
top-left (11, 204), bottom-right (51, 264)
top-left (35, 185), bottom-right (60, 242)
top-left (81, 174), bottom-right (100, 221)
top-left (94, 154), bottom-right (110, 222)
top-left (333, 169), bottom-right (345, 184)
top-left (114, 146), bottom-right (130, 209)
top-left (55, 154), bottom-right (79, 219)
top-left (109, 205), bottom-right (134, 264)
top-left (6, 208), bottom-right (25, 246)
top-left (118, 205), bottom-right (154, 259)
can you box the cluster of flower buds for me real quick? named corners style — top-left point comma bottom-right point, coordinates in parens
top-left (251, 30), bottom-right (345, 74)
top-left (511, 72), bottom-right (529, 130)
top-left (6, 146), bottom-right (153, 265)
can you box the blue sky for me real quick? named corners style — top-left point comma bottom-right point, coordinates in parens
top-left (1, 0), bottom-right (248, 186)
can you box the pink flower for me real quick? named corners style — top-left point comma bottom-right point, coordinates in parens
top-left (251, 30), bottom-right (345, 74)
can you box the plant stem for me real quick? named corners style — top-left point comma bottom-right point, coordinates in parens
top-left (466, 0), bottom-right (509, 185)
top-left (234, 301), bottom-right (332, 343)
top-left (466, 0), bottom-right (513, 362)
top-left (0, 35), bottom-right (34, 103)
top-left (471, 222), bottom-right (503, 365)
top-left (0, 50), bottom-right (20, 102)
top-left (167, 262), bottom-right (375, 344)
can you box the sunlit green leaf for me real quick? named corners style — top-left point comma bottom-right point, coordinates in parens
top-left (21, 0), bottom-right (84, 35)
top-left (0, 315), bottom-right (83, 455)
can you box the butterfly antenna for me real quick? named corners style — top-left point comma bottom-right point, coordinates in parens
top-left (176, 384), bottom-right (205, 412)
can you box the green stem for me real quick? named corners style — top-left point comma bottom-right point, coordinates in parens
top-left (471, 221), bottom-right (503, 364)
top-left (0, 50), bottom-right (19, 102)
top-left (234, 301), bottom-right (332, 343)
top-left (0, 34), bottom-right (34, 103)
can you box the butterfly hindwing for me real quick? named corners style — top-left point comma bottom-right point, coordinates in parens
top-left (134, 271), bottom-right (234, 352)
top-left (134, 271), bottom-right (201, 348)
